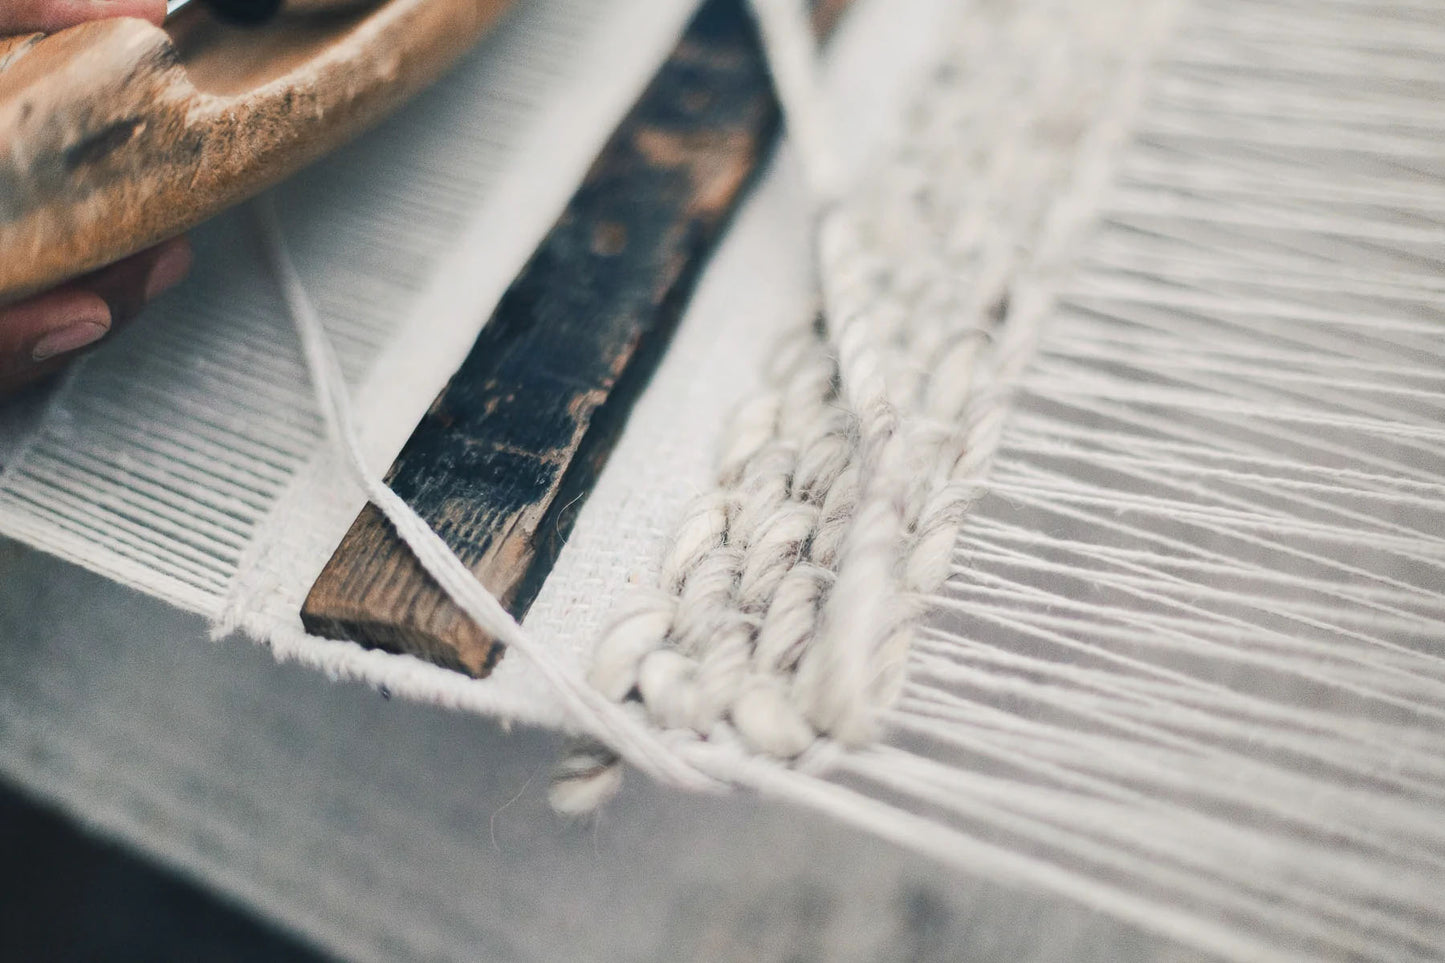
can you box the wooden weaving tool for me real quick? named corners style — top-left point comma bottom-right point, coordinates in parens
top-left (0, 0), bottom-right (516, 304)
top-left (303, 0), bottom-right (851, 675)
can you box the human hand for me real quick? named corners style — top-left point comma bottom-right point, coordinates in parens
top-left (0, 0), bottom-right (192, 396)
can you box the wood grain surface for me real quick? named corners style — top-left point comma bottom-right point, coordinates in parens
top-left (303, 0), bottom-right (847, 675)
top-left (0, 0), bottom-right (515, 304)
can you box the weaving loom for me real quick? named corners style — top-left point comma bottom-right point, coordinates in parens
top-left (2, 0), bottom-right (1444, 959)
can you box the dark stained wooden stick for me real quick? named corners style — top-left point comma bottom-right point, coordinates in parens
top-left (302, 0), bottom-right (850, 676)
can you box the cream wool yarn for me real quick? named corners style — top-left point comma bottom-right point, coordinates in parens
top-left (582, 0), bottom-right (1171, 767)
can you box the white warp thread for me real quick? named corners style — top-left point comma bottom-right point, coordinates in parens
top-left (565, 3), bottom-right (1445, 959)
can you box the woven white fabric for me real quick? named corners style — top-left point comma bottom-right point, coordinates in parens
top-left (3, 0), bottom-right (1445, 959)
top-left (0, 0), bottom-right (700, 620)
top-left (222, 0), bottom-right (958, 732)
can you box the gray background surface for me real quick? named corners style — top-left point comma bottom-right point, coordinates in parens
top-left (0, 539), bottom-right (1194, 962)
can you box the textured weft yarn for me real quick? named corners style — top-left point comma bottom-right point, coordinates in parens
top-left (3, 0), bottom-right (1445, 960)
top-left (586, 0), bottom-right (1166, 761)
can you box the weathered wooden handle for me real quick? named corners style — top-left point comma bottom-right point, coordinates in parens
top-left (0, 0), bottom-right (514, 304)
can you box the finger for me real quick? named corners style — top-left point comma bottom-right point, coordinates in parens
top-left (0, 285), bottom-right (112, 395)
top-left (78, 234), bottom-right (193, 328)
top-left (0, 236), bottom-right (191, 395)
top-left (0, 0), bottom-right (165, 33)
top-left (0, 287), bottom-right (110, 385)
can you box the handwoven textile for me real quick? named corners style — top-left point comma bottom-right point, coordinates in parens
top-left (0, 0), bottom-right (700, 618)
top-left (2, 0), bottom-right (1445, 959)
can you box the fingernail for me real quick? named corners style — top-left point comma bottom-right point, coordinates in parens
top-left (32, 320), bottom-right (109, 362)
top-left (144, 242), bottom-right (193, 301)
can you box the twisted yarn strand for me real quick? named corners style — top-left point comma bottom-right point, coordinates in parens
top-left (580, 0), bottom-right (1157, 788)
